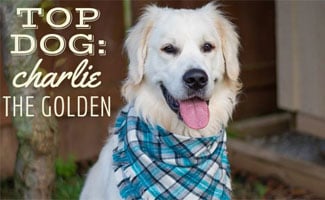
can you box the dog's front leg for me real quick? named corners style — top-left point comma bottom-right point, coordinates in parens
top-left (80, 135), bottom-right (121, 200)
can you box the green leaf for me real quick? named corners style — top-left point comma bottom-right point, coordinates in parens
top-left (39, 0), bottom-right (54, 10)
top-left (37, 67), bottom-right (47, 76)
top-left (254, 181), bottom-right (267, 197)
top-left (55, 155), bottom-right (77, 179)
top-left (226, 128), bottom-right (239, 139)
top-left (53, 176), bottom-right (84, 200)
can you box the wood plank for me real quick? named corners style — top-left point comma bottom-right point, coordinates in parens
top-left (229, 112), bottom-right (292, 137)
top-left (228, 139), bottom-right (325, 197)
top-left (0, 125), bottom-right (18, 179)
top-left (241, 65), bottom-right (276, 89)
top-left (234, 85), bottom-right (277, 119)
top-left (291, 2), bottom-right (325, 119)
top-left (228, 1), bottom-right (276, 66)
top-left (297, 113), bottom-right (325, 139)
top-left (276, 1), bottom-right (325, 119)
top-left (0, 50), bottom-right (11, 126)
top-left (57, 115), bottom-right (114, 161)
top-left (275, 1), bottom-right (298, 112)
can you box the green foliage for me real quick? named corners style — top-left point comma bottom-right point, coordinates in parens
top-left (232, 171), bottom-right (269, 199)
top-left (39, 0), bottom-right (54, 10)
top-left (53, 175), bottom-right (84, 200)
top-left (0, 179), bottom-right (19, 199)
top-left (55, 155), bottom-right (77, 179)
top-left (254, 181), bottom-right (268, 197)
top-left (38, 0), bottom-right (54, 22)
top-left (53, 156), bottom-right (84, 199)
top-left (123, 0), bottom-right (132, 31)
top-left (226, 128), bottom-right (239, 139)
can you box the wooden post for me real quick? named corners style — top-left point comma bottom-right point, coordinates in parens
top-left (0, 1), bottom-right (58, 199)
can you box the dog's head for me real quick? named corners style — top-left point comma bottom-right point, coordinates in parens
top-left (122, 3), bottom-right (240, 136)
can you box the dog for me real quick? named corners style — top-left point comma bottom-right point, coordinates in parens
top-left (80, 2), bottom-right (240, 200)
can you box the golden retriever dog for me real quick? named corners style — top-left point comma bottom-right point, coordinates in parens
top-left (81, 2), bottom-right (240, 200)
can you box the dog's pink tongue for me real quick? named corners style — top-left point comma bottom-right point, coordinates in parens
top-left (179, 98), bottom-right (209, 130)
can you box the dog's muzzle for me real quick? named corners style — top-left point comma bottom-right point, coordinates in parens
top-left (161, 85), bottom-right (180, 114)
top-left (160, 71), bottom-right (210, 130)
top-left (183, 68), bottom-right (208, 91)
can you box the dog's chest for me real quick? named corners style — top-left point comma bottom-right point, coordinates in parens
top-left (111, 105), bottom-right (231, 200)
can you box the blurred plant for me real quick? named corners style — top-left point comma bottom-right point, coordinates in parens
top-left (123, 0), bottom-right (132, 31)
top-left (38, 0), bottom-right (53, 22)
top-left (55, 155), bottom-right (77, 179)
top-left (226, 128), bottom-right (239, 139)
top-left (54, 175), bottom-right (84, 200)
top-left (53, 156), bottom-right (84, 200)
top-left (254, 181), bottom-right (268, 197)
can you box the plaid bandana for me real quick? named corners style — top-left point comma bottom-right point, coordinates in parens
top-left (112, 105), bottom-right (231, 200)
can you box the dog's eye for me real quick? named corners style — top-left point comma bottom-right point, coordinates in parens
top-left (161, 44), bottom-right (178, 55)
top-left (202, 42), bottom-right (215, 53)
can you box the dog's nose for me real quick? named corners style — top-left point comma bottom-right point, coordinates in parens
top-left (183, 69), bottom-right (208, 90)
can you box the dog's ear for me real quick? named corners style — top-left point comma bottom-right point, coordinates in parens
top-left (202, 3), bottom-right (240, 81)
top-left (218, 17), bottom-right (240, 81)
top-left (217, 12), bottom-right (240, 81)
top-left (122, 5), bottom-right (157, 101)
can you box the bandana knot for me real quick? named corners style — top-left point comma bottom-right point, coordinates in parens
top-left (113, 105), bottom-right (231, 200)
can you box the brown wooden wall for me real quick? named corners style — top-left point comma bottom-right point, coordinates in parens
top-left (0, 0), bottom-right (276, 178)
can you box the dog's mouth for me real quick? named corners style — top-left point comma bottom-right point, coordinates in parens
top-left (160, 85), bottom-right (210, 130)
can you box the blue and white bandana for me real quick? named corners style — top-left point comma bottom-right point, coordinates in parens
top-left (112, 105), bottom-right (231, 200)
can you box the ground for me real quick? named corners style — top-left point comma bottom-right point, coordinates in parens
top-left (0, 158), bottom-right (320, 199)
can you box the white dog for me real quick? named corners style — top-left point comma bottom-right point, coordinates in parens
top-left (81, 3), bottom-right (240, 200)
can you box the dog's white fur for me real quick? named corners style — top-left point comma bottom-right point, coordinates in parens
top-left (81, 3), bottom-right (240, 199)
